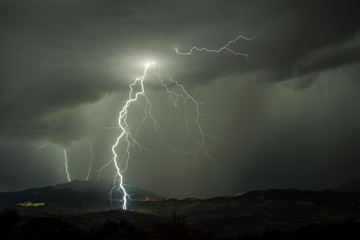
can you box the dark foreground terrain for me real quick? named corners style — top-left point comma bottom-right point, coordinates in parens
top-left (1, 209), bottom-right (360, 240)
top-left (1, 180), bottom-right (360, 239)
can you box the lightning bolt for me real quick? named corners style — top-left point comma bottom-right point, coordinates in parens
top-left (30, 143), bottom-right (49, 158)
top-left (96, 158), bottom-right (113, 182)
top-left (109, 63), bottom-right (151, 210)
top-left (86, 138), bottom-right (94, 181)
top-left (106, 34), bottom-right (255, 210)
top-left (175, 34), bottom-right (258, 61)
top-left (32, 143), bottom-right (48, 153)
top-left (63, 149), bottom-right (71, 182)
top-left (152, 64), bottom-right (211, 158)
top-left (108, 61), bottom-right (213, 210)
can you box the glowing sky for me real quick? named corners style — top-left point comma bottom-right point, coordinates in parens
top-left (0, 0), bottom-right (359, 198)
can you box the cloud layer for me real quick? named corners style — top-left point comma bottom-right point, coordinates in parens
top-left (0, 0), bottom-right (359, 196)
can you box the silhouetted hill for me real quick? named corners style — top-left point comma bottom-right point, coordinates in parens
top-left (132, 189), bottom-right (360, 235)
top-left (2, 184), bottom-right (360, 236)
top-left (331, 179), bottom-right (360, 192)
top-left (0, 180), bottom-right (162, 215)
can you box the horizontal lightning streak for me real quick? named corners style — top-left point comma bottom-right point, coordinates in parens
top-left (175, 34), bottom-right (258, 62)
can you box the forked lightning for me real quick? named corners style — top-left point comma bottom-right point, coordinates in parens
top-left (103, 34), bottom-right (255, 210)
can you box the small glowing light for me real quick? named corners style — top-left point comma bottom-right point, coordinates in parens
top-left (17, 202), bottom-right (45, 207)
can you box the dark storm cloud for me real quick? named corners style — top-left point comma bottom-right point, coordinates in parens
top-left (1, 0), bottom-right (360, 195)
top-left (296, 43), bottom-right (360, 77)
top-left (2, 0), bottom-right (358, 111)
top-left (173, 0), bottom-right (360, 85)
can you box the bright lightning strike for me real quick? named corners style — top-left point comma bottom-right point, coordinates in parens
top-left (107, 34), bottom-right (255, 210)
top-left (63, 149), bottom-right (71, 182)
top-left (109, 63), bottom-right (151, 210)
top-left (108, 61), bottom-right (212, 210)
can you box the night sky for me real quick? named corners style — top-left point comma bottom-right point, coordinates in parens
top-left (1, 0), bottom-right (359, 198)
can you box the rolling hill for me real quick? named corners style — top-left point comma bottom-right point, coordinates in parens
top-left (1, 180), bottom-right (360, 236)
top-left (0, 180), bottom-right (162, 215)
